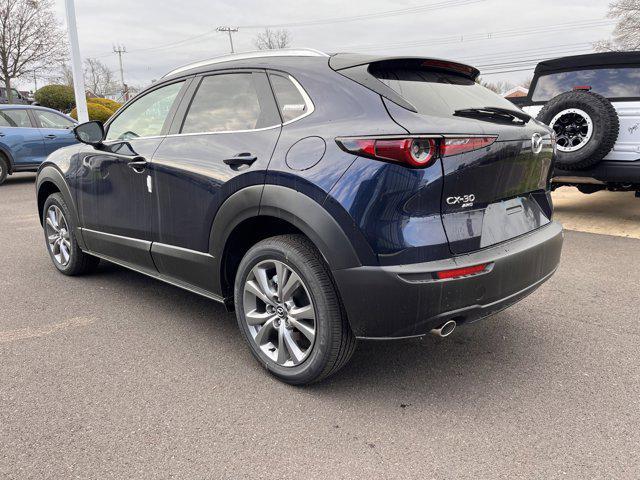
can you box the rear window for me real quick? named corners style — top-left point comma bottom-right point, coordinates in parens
top-left (532, 68), bottom-right (640, 101)
top-left (372, 68), bottom-right (517, 117)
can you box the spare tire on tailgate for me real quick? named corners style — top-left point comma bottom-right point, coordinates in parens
top-left (536, 90), bottom-right (619, 170)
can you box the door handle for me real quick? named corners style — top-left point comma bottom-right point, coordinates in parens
top-left (45, 134), bottom-right (57, 139)
top-left (223, 153), bottom-right (257, 167)
top-left (127, 158), bottom-right (148, 173)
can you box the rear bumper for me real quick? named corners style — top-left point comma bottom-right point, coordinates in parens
top-left (553, 160), bottom-right (640, 185)
top-left (333, 222), bottom-right (563, 339)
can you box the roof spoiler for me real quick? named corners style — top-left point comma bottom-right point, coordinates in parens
top-left (329, 54), bottom-right (480, 80)
top-left (328, 54), bottom-right (480, 113)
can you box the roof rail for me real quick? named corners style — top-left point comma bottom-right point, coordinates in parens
top-left (163, 48), bottom-right (329, 78)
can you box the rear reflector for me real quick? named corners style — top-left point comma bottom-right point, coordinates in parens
top-left (440, 137), bottom-right (496, 157)
top-left (435, 263), bottom-right (490, 280)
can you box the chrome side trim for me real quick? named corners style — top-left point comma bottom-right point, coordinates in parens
top-left (164, 49), bottom-right (329, 78)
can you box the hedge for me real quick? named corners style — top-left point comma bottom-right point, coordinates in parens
top-left (88, 97), bottom-right (122, 113)
top-left (34, 85), bottom-right (76, 112)
top-left (70, 102), bottom-right (113, 123)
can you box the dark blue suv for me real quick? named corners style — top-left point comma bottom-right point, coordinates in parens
top-left (0, 105), bottom-right (77, 185)
top-left (36, 50), bottom-right (563, 384)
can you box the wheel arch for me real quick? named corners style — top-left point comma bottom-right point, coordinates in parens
top-left (0, 144), bottom-right (15, 173)
top-left (210, 184), bottom-right (362, 302)
top-left (36, 166), bottom-right (86, 249)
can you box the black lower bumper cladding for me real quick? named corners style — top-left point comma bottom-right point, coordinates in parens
top-left (333, 222), bottom-right (563, 339)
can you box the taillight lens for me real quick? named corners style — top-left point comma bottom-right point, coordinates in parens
top-left (337, 137), bottom-right (437, 168)
top-left (337, 135), bottom-right (496, 167)
top-left (440, 137), bottom-right (496, 157)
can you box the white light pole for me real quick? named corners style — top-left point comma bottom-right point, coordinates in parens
top-left (65, 0), bottom-right (88, 123)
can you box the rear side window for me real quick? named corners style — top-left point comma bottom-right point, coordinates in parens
top-left (532, 68), bottom-right (640, 101)
top-left (269, 74), bottom-right (309, 122)
top-left (36, 110), bottom-right (75, 129)
top-left (182, 73), bottom-right (277, 134)
top-left (0, 109), bottom-right (31, 127)
top-left (372, 68), bottom-right (517, 117)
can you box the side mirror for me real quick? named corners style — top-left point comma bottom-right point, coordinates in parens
top-left (73, 121), bottom-right (105, 146)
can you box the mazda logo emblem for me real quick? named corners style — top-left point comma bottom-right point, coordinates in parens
top-left (531, 133), bottom-right (543, 154)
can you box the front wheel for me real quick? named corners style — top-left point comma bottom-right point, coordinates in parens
top-left (234, 235), bottom-right (356, 385)
top-left (42, 193), bottom-right (100, 275)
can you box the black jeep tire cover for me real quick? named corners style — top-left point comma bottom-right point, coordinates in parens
top-left (536, 90), bottom-right (619, 170)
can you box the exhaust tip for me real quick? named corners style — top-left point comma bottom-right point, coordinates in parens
top-left (430, 320), bottom-right (457, 338)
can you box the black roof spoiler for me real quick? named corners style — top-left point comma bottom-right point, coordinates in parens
top-left (328, 53), bottom-right (480, 113)
top-left (329, 53), bottom-right (480, 80)
top-left (535, 51), bottom-right (640, 75)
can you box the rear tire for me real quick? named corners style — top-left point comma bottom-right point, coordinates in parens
top-left (42, 193), bottom-right (99, 276)
top-left (234, 234), bottom-right (356, 385)
top-left (536, 90), bottom-right (618, 171)
top-left (0, 156), bottom-right (7, 185)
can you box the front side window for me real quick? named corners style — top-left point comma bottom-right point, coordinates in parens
top-left (36, 110), bottom-right (75, 129)
top-left (269, 74), bottom-right (309, 122)
top-left (106, 81), bottom-right (184, 141)
top-left (182, 73), bottom-right (270, 134)
top-left (532, 68), bottom-right (640, 101)
top-left (0, 109), bottom-right (31, 127)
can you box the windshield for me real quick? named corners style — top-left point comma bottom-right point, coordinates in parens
top-left (532, 67), bottom-right (640, 101)
top-left (372, 68), bottom-right (518, 117)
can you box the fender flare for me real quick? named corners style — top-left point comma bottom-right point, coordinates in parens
top-left (209, 184), bottom-right (362, 294)
top-left (36, 164), bottom-right (86, 250)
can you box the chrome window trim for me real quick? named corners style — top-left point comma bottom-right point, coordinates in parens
top-left (102, 72), bottom-right (315, 141)
top-left (278, 74), bottom-right (315, 126)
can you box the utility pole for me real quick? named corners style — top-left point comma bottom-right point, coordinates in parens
top-left (33, 70), bottom-right (37, 92)
top-left (113, 44), bottom-right (127, 100)
top-left (64, 0), bottom-right (88, 123)
top-left (216, 26), bottom-right (238, 53)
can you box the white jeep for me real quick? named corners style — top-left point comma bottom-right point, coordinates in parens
top-left (514, 52), bottom-right (640, 196)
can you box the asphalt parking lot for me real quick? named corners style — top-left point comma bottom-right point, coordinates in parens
top-left (1, 173), bottom-right (639, 479)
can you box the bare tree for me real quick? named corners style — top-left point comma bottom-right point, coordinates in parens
top-left (57, 62), bottom-right (73, 86)
top-left (254, 28), bottom-right (291, 50)
top-left (478, 78), bottom-right (515, 95)
top-left (0, 0), bottom-right (67, 102)
top-left (594, 0), bottom-right (640, 51)
top-left (84, 58), bottom-right (116, 96)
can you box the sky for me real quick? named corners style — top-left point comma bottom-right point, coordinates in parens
top-left (30, 0), bottom-right (614, 92)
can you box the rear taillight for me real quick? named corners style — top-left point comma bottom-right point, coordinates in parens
top-left (336, 137), bottom-right (437, 168)
top-left (337, 136), bottom-right (496, 167)
top-left (440, 137), bottom-right (496, 157)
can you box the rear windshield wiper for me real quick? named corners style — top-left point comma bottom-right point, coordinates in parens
top-left (454, 106), bottom-right (531, 124)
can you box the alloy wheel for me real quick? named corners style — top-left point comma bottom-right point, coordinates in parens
top-left (549, 108), bottom-right (593, 153)
top-left (45, 205), bottom-right (72, 266)
top-left (243, 259), bottom-right (316, 367)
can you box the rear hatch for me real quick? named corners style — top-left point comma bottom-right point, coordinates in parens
top-left (365, 59), bottom-right (555, 254)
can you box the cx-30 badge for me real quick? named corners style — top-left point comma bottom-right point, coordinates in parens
top-left (531, 133), bottom-right (543, 154)
top-left (446, 194), bottom-right (475, 208)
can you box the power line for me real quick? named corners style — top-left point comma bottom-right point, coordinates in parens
top-left (238, 0), bottom-right (486, 29)
top-left (90, 0), bottom-right (484, 58)
top-left (342, 19), bottom-right (613, 51)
